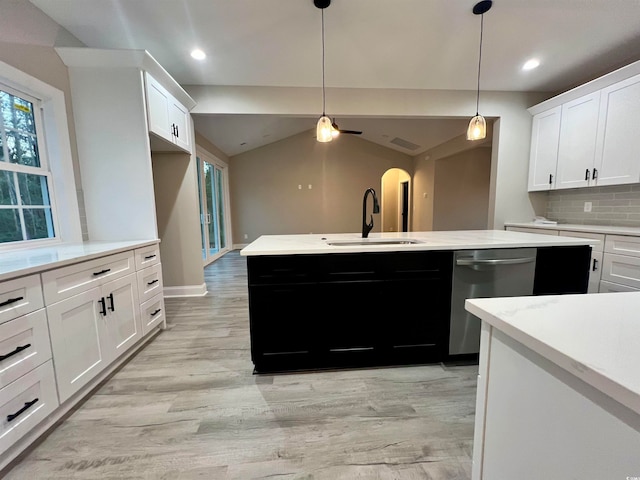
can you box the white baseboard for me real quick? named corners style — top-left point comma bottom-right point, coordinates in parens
top-left (163, 283), bottom-right (208, 297)
top-left (233, 243), bottom-right (249, 250)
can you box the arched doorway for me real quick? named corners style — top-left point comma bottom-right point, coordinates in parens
top-left (381, 168), bottom-right (411, 232)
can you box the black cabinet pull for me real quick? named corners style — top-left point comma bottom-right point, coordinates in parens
top-left (144, 254), bottom-right (156, 260)
top-left (175, 125), bottom-right (179, 137)
top-left (98, 297), bottom-right (107, 316)
top-left (592, 258), bottom-right (599, 271)
top-left (0, 343), bottom-right (31, 362)
top-left (585, 168), bottom-right (590, 181)
top-left (151, 308), bottom-right (162, 316)
top-left (7, 398), bottom-right (39, 422)
top-left (93, 268), bottom-right (111, 276)
top-left (548, 173), bottom-right (553, 185)
top-left (593, 168), bottom-right (598, 180)
top-left (147, 279), bottom-right (159, 286)
top-left (107, 293), bottom-right (115, 312)
top-left (0, 296), bottom-right (24, 308)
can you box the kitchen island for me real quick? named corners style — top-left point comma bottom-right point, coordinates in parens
top-left (466, 292), bottom-right (640, 480)
top-left (241, 230), bottom-right (596, 373)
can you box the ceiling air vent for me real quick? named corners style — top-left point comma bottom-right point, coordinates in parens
top-left (389, 137), bottom-right (421, 151)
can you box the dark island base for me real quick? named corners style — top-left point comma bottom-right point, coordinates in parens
top-left (247, 246), bottom-right (591, 375)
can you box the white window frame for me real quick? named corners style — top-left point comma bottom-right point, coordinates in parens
top-left (0, 60), bottom-right (81, 251)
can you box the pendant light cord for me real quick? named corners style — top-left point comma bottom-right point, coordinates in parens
top-left (475, 13), bottom-right (484, 116)
top-left (321, 8), bottom-right (326, 116)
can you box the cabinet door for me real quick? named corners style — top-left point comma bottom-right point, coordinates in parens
top-left (594, 73), bottom-right (640, 186)
top-left (528, 107), bottom-right (561, 191)
top-left (169, 98), bottom-right (191, 153)
top-left (556, 92), bottom-right (600, 189)
top-left (588, 251), bottom-right (603, 294)
top-left (145, 73), bottom-right (172, 142)
top-left (103, 274), bottom-right (142, 358)
top-left (46, 287), bottom-right (109, 403)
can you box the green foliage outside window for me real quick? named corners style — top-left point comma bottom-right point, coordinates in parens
top-left (0, 87), bottom-right (55, 244)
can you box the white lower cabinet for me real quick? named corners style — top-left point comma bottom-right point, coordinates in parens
top-left (140, 293), bottom-right (165, 336)
top-left (47, 273), bottom-right (141, 403)
top-left (0, 361), bottom-right (58, 456)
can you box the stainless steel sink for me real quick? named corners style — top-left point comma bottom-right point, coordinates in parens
top-left (326, 239), bottom-right (423, 246)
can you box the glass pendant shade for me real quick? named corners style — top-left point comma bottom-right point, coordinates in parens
top-left (467, 115), bottom-right (486, 140)
top-left (316, 115), bottom-right (333, 142)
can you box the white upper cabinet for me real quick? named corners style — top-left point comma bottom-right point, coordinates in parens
top-left (527, 60), bottom-right (640, 192)
top-left (145, 72), bottom-right (192, 153)
top-left (593, 73), bottom-right (640, 186)
top-left (528, 106), bottom-right (561, 191)
top-left (556, 91), bottom-right (601, 190)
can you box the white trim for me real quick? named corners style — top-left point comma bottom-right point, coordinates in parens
top-left (233, 243), bottom-right (249, 250)
top-left (0, 60), bottom-right (82, 246)
top-left (163, 283), bottom-right (208, 297)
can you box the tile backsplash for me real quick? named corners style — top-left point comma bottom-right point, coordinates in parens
top-left (546, 184), bottom-right (640, 227)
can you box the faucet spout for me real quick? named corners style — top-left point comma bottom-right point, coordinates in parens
top-left (362, 187), bottom-right (380, 238)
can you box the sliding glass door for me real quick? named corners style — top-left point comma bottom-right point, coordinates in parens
top-left (196, 147), bottom-right (231, 265)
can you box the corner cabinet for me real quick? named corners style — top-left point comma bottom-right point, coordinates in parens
top-left (145, 72), bottom-right (191, 153)
top-left (528, 62), bottom-right (640, 192)
top-left (55, 47), bottom-right (196, 242)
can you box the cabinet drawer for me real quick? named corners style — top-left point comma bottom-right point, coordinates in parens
top-left (137, 263), bottom-right (163, 304)
top-left (0, 310), bottom-right (51, 389)
top-left (42, 251), bottom-right (135, 304)
top-left (601, 253), bottom-right (640, 288)
top-left (134, 244), bottom-right (160, 270)
top-left (0, 275), bottom-right (43, 326)
top-left (559, 230), bottom-right (605, 253)
top-left (506, 227), bottom-right (559, 235)
top-left (599, 280), bottom-right (640, 293)
top-left (604, 234), bottom-right (640, 258)
top-left (0, 360), bottom-right (58, 456)
top-left (140, 294), bottom-right (165, 335)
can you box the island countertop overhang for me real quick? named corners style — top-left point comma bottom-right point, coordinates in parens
top-left (240, 230), bottom-right (598, 256)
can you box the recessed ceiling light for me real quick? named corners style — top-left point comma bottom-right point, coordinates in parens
top-left (190, 49), bottom-right (206, 60)
top-left (522, 59), bottom-right (540, 71)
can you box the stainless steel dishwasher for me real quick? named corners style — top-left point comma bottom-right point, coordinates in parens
top-left (449, 248), bottom-right (537, 356)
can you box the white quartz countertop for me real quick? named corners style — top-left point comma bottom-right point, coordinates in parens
top-left (505, 222), bottom-right (640, 236)
top-left (466, 292), bottom-right (640, 416)
top-left (240, 230), bottom-right (598, 256)
top-left (0, 239), bottom-right (158, 281)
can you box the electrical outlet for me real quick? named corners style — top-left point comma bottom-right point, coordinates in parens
top-left (244, 234), bottom-right (248, 239)
top-left (584, 202), bottom-right (592, 212)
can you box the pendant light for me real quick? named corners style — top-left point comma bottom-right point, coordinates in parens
top-left (315, 0), bottom-right (333, 142)
top-left (467, 0), bottom-right (492, 141)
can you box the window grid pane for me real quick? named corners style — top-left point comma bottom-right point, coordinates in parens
top-left (0, 86), bottom-right (56, 245)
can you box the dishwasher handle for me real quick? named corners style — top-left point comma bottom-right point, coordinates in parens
top-left (456, 256), bottom-right (536, 267)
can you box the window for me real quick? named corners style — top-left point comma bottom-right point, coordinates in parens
top-left (0, 84), bottom-right (57, 245)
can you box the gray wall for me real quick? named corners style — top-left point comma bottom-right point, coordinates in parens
top-left (433, 147), bottom-right (492, 231)
top-left (229, 129), bottom-right (413, 243)
top-left (546, 185), bottom-right (640, 227)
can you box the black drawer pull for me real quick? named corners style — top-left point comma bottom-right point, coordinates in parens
top-left (144, 254), bottom-right (156, 260)
top-left (0, 296), bottom-right (24, 308)
top-left (592, 258), bottom-right (599, 271)
top-left (151, 308), bottom-right (162, 316)
top-left (98, 297), bottom-right (107, 316)
top-left (7, 398), bottom-right (39, 422)
top-left (107, 293), bottom-right (115, 312)
top-left (585, 168), bottom-right (590, 181)
top-left (93, 268), bottom-right (111, 276)
top-left (548, 173), bottom-right (553, 185)
top-left (147, 279), bottom-right (159, 286)
top-left (592, 168), bottom-right (598, 180)
top-left (0, 343), bottom-right (31, 361)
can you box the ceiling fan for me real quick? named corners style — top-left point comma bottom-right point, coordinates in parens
top-left (331, 118), bottom-right (362, 136)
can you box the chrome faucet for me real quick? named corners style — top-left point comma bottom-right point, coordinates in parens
top-left (362, 187), bottom-right (380, 238)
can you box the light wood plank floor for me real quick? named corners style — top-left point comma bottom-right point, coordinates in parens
top-left (5, 251), bottom-right (477, 479)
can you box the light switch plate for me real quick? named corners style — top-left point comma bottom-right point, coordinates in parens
top-left (584, 202), bottom-right (592, 212)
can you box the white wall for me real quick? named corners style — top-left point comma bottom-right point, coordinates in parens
top-left (186, 85), bottom-right (550, 229)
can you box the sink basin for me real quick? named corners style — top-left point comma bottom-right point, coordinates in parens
top-left (326, 239), bottom-right (423, 246)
